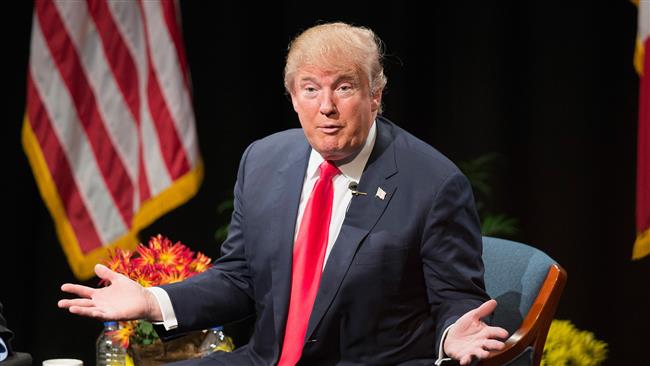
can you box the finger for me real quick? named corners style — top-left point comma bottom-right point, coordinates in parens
top-left (94, 264), bottom-right (118, 281)
top-left (476, 349), bottom-right (490, 359)
top-left (68, 305), bottom-right (107, 319)
top-left (472, 299), bottom-right (498, 319)
top-left (61, 283), bottom-right (95, 298)
top-left (482, 339), bottom-right (506, 351)
top-left (480, 325), bottom-right (509, 340)
top-left (459, 355), bottom-right (472, 365)
top-left (58, 298), bottom-right (95, 309)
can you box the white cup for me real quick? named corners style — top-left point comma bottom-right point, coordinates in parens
top-left (42, 359), bottom-right (83, 366)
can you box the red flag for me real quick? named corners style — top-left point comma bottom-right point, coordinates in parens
top-left (634, 0), bottom-right (650, 259)
top-left (22, 0), bottom-right (202, 279)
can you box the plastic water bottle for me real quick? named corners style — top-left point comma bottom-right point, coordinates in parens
top-left (199, 326), bottom-right (234, 356)
top-left (96, 321), bottom-right (126, 366)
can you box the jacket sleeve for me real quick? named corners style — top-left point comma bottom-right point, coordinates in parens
top-left (160, 143), bottom-right (257, 333)
top-left (420, 172), bottom-right (490, 353)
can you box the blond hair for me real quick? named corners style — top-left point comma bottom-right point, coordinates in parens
top-left (284, 22), bottom-right (387, 96)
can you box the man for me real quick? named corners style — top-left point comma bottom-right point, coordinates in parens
top-left (59, 22), bottom-right (508, 365)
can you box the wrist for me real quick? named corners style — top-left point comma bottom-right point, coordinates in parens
top-left (143, 288), bottom-right (163, 321)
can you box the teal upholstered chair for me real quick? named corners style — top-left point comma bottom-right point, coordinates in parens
top-left (480, 237), bottom-right (567, 366)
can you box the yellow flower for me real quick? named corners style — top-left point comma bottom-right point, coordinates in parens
top-left (542, 319), bottom-right (607, 366)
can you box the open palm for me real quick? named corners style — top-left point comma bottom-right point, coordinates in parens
top-left (444, 299), bottom-right (509, 365)
top-left (58, 264), bottom-right (156, 321)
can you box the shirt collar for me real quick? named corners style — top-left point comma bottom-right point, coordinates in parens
top-left (306, 120), bottom-right (377, 182)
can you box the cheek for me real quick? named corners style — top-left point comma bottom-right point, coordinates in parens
top-left (295, 102), bottom-right (320, 123)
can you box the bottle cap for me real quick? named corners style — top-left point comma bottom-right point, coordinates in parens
top-left (104, 321), bottom-right (118, 326)
top-left (210, 326), bottom-right (223, 331)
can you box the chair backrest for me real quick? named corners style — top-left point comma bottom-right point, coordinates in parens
top-left (482, 236), bottom-right (555, 335)
top-left (481, 236), bottom-right (567, 366)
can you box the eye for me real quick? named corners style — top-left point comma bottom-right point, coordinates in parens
top-left (337, 83), bottom-right (355, 96)
top-left (300, 84), bottom-right (319, 98)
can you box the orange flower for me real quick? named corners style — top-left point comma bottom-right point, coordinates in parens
top-left (130, 267), bottom-right (158, 288)
top-left (157, 241), bottom-right (190, 268)
top-left (102, 248), bottom-right (133, 285)
top-left (135, 243), bottom-right (157, 267)
top-left (108, 321), bottom-right (136, 348)
top-left (101, 235), bottom-right (214, 346)
top-left (158, 267), bottom-right (191, 284)
top-left (190, 252), bottom-right (212, 273)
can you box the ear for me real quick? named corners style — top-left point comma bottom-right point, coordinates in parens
top-left (370, 88), bottom-right (383, 112)
top-left (289, 91), bottom-right (300, 112)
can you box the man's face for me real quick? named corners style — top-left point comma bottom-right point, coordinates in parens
top-left (290, 66), bottom-right (382, 161)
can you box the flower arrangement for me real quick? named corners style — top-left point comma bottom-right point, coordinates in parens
top-left (542, 319), bottom-right (608, 365)
top-left (101, 234), bottom-right (213, 348)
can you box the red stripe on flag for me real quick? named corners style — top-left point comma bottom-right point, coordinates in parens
top-left (138, 0), bottom-right (191, 180)
top-left (160, 0), bottom-right (192, 94)
top-left (86, 0), bottom-right (140, 124)
top-left (36, 0), bottom-right (134, 227)
top-left (86, 0), bottom-right (152, 204)
top-left (27, 75), bottom-right (103, 253)
top-left (637, 37), bottom-right (650, 234)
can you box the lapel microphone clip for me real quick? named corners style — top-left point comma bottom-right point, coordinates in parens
top-left (348, 182), bottom-right (367, 196)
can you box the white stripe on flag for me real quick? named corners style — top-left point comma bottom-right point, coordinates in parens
top-left (107, 0), bottom-right (173, 197)
top-left (53, 0), bottom-right (140, 185)
top-left (640, 1), bottom-right (650, 41)
top-left (142, 0), bottom-right (199, 167)
top-left (30, 19), bottom-right (128, 244)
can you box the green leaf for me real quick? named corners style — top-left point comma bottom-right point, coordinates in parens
top-left (138, 321), bottom-right (154, 333)
top-left (458, 153), bottom-right (500, 198)
top-left (217, 199), bottom-right (234, 214)
top-left (481, 214), bottom-right (519, 237)
top-left (215, 225), bottom-right (229, 242)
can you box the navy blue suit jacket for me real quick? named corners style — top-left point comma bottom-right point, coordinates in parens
top-left (163, 116), bottom-right (488, 365)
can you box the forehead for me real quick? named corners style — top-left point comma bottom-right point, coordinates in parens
top-left (295, 65), bottom-right (362, 84)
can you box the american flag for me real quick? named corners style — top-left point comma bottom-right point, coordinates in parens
top-left (22, 0), bottom-right (202, 279)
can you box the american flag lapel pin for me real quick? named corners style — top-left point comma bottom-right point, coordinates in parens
top-left (375, 187), bottom-right (386, 200)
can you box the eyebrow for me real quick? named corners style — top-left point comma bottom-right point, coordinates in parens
top-left (298, 73), bottom-right (359, 86)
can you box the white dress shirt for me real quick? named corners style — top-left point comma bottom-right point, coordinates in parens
top-left (295, 121), bottom-right (376, 267)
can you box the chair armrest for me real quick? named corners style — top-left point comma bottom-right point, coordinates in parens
top-left (480, 264), bottom-right (567, 366)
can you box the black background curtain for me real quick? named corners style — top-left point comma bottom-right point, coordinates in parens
top-left (5, 1), bottom-right (648, 365)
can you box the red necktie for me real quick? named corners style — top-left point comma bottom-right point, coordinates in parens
top-left (278, 160), bottom-right (340, 366)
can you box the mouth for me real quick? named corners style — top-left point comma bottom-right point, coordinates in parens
top-left (318, 124), bottom-right (343, 135)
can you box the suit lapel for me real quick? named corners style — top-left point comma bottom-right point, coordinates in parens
top-left (269, 139), bottom-right (311, 349)
top-left (305, 119), bottom-right (398, 340)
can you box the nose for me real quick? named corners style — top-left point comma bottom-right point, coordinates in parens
top-left (319, 91), bottom-right (337, 117)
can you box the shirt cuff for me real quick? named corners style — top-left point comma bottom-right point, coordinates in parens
top-left (434, 323), bottom-right (454, 365)
top-left (146, 287), bottom-right (178, 330)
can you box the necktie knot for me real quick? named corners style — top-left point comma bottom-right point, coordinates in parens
top-left (319, 160), bottom-right (340, 181)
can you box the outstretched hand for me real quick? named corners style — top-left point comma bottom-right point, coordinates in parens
top-left (58, 264), bottom-right (161, 322)
top-left (443, 299), bottom-right (509, 365)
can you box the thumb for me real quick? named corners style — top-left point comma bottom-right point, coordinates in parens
top-left (94, 264), bottom-right (118, 282)
top-left (473, 299), bottom-right (498, 319)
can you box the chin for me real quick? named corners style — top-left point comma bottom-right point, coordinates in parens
top-left (320, 148), bottom-right (358, 162)
top-left (316, 148), bottom-right (345, 161)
